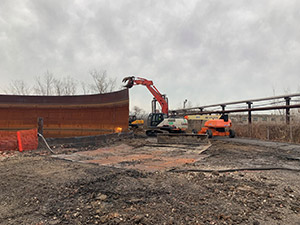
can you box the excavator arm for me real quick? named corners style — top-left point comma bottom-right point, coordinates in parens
top-left (122, 76), bottom-right (169, 115)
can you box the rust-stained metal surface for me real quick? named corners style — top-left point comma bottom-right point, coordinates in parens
top-left (0, 89), bottom-right (129, 138)
top-left (52, 143), bottom-right (211, 172)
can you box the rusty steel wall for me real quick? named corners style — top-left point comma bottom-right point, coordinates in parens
top-left (0, 89), bottom-right (129, 138)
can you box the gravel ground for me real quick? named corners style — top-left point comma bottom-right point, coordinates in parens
top-left (0, 137), bottom-right (299, 225)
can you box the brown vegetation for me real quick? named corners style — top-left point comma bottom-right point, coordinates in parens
top-left (233, 122), bottom-right (300, 144)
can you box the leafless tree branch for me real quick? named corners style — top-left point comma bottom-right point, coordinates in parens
top-left (5, 80), bottom-right (30, 95)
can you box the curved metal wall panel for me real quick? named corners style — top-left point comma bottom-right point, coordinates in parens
top-left (0, 89), bottom-right (129, 138)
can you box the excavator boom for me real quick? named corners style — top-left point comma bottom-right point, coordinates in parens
top-left (122, 76), bottom-right (169, 115)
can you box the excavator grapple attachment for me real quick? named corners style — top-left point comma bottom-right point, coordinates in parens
top-left (122, 76), bottom-right (135, 88)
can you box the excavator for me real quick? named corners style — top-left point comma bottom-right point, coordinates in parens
top-left (123, 76), bottom-right (235, 139)
top-left (122, 76), bottom-right (188, 136)
top-left (128, 115), bottom-right (144, 128)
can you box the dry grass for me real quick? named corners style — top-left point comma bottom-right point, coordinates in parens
top-left (233, 122), bottom-right (300, 144)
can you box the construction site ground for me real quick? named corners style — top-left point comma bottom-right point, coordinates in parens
top-left (1, 136), bottom-right (300, 225)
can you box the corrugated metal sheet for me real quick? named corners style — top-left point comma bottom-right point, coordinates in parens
top-left (0, 89), bottom-right (129, 138)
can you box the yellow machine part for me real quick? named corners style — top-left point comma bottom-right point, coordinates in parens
top-left (131, 119), bottom-right (144, 125)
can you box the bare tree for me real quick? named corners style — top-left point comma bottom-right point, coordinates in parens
top-left (53, 79), bottom-right (63, 96)
top-left (132, 106), bottom-right (143, 116)
top-left (4, 69), bottom-right (118, 96)
top-left (33, 71), bottom-right (55, 95)
top-left (5, 80), bottom-right (31, 95)
top-left (33, 76), bottom-right (45, 95)
top-left (53, 76), bottom-right (77, 95)
top-left (63, 76), bottom-right (77, 95)
top-left (33, 71), bottom-right (78, 96)
top-left (131, 106), bottom-right (147, 119)
top-left (186, 100), bottom-right (193, 109)
top-left (81, 81), bottom-right (88, 95)
top-left (88, 70), bottom-right (117, 94)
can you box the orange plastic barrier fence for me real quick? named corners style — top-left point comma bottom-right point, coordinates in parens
top-left (0, 129), bottom-right (38, 151)
top-left (0, 131), bottom-right (18, 151)
top-left (17, 129), bottom-right (38, 152)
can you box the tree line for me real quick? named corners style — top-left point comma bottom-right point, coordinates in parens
top-left (2, 70), bottom-right (118, 95)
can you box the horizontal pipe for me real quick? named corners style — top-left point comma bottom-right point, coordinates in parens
top-left (174, 93), bottom-right (300, 112)
top-left (176, 104), bottom-right (300, 115)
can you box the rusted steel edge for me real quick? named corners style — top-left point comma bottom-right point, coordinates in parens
top-left (0, 99), bottom-right (129, 109)
top-left (0, 128), bottom-right (114, 132)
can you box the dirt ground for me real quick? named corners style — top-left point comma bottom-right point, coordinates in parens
top-left (0, 136), bottom-right (300, 225)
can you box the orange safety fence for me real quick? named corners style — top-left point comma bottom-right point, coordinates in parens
top-left (0, 129), bottom-right (38, 152)
top-left (17, 129), bottom-right (38, 152)
top-left (0, 131), bottom-right (18, 151)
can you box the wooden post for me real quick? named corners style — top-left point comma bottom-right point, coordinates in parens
top-left (221, 104), bottom-right (226, 115)
top-left (290, 123), bottom-right (293, 143)
top-left (247, 102), bottom-right (252, 137)
top-left (247, 102), bottom-right (253, 124)
top-left (285, 97), bottom-right (291, 125)
top-left (37, 117), bottom-right (44, 136)
top-left (198, 108), bottom-right (203, 128)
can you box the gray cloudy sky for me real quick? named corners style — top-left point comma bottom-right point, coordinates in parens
top-left (1, 0), bottom-right (300, 112)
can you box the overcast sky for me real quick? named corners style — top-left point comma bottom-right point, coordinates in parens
top-left (1, 0), bottom-right (300, 112)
